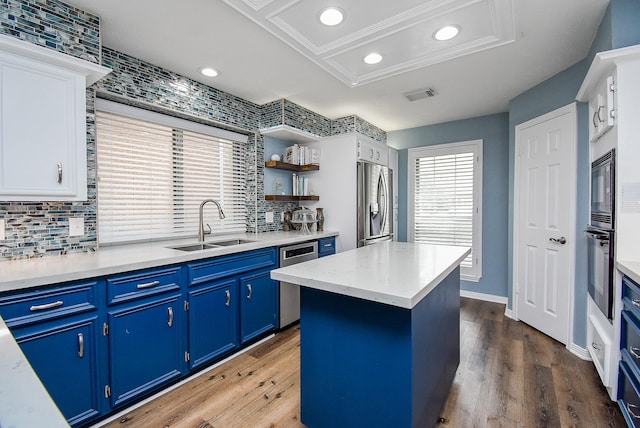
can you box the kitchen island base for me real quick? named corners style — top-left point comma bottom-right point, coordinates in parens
top-left (299, 267), bottom-right (460, 428)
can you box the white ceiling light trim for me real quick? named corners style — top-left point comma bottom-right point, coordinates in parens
top-left (363, 53), bottom-right (383, 64)
top-left (200, 67), bottom-right (219, 77)
top-left (319, 7), bottom-right (344, 26)
top-left (434, 25), bottom-right (460, 41)
top-left (222, 0), bottom-right (517, 87)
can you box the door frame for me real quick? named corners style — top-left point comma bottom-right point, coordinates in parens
top-left (513, 103), bottom-right (577, 348)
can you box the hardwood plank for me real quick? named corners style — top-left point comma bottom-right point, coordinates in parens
top-left (98, 299), bottom-right (625, 428)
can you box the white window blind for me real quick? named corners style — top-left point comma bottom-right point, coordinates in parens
top-left (95, 99), bottom-right (247, 245)
top-left (408, 140), bottom-right (483, 281)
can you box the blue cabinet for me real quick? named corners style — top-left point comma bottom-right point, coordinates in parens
top-left (105, 267), bottom-right (185, 408)
top-left (14, 316), bottom-right (103, 426)
top-left (619, 275), bottom-right (640, 426)
top-left (188, 279), bottom-right (239, 370)
top-left (0, 246), bottom-right (279, 426)
top-left (0, 281), bottom-right (105, 426)
top-left (187, 247), bottom-right (278, 358)
top-left (240, 270), bottom-right (277, 344)
top-left (318, 237), bottom-right (336, 257)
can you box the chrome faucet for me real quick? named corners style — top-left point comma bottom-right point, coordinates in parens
top-left (198, 199), bottom-right (225, 242)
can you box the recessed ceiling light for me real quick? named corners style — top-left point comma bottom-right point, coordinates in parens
top-left (200, 67), bottom-right (219, 77)
top-left (319, 7), bottom-right (344, 26)
top-left (364, 53), bottom-right (383, 65)
top-left (434, 25), bottom-right (460, 41)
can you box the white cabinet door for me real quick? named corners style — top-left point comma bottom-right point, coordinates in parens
top-left (0, 51), bottom-right (87, 201)
top-left (588, 75), bottom-right (615, 143)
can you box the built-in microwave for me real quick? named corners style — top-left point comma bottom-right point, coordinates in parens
top-left (591, 148), bottom-right (615, 230)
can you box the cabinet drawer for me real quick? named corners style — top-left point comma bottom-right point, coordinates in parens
top-left (318, 237), bottom-right (336, 257)
top-left (622, 310), bottom-right (640, 374)
top-left (587, 313), bottom-right (611, 386)
top-left (619, 361), bottom-right (640, 427)
top-left (188, 248), bottom-right (277, 286)
top-left (0, 281), bottom-right (98, 328)
top-left (107, 266), bottom-right (182, 305)
top-left (624, 276), bottom-right (640, 315)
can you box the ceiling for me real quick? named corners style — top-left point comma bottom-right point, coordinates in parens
top-left (63, 0), bottom-right (609, 132)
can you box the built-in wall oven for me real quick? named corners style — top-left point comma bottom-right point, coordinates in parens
top-left (587, 148), bottom-right (615, 321)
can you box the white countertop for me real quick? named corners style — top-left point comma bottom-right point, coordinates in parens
top-left (0, 231), bottom-right (338, 293)
top-left (618, 260), bottom-right (640, 285)
top-left (270, 241), bottom-right (470, 309)
top-left (0, 316), bottom-right (69, 428)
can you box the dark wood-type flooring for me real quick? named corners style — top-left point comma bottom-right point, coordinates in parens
top-left (99, 298), bottom-right (625, 428)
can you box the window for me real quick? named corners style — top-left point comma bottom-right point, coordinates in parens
top-left (408, 140), bottom-right (483, 281)
top-left (95, 99), bottom-right (247, 245)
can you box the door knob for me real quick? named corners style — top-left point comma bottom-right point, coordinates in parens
top-left (549, 236), bottom-right (566, 245)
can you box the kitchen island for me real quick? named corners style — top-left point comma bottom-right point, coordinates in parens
top-left (270, 241), bottom-right (470, 428)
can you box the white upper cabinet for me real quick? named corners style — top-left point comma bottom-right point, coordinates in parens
top-left (0, 35), bottom-right (110, 201)
top-left (588, 75), bottom-right (616, 143)
top-left (357, 136), bottom-right (388, 165)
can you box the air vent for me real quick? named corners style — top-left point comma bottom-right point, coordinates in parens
top-left (404, 88), bottom-right (437, 101)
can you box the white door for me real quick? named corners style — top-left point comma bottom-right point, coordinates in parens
top-left (514, 104), bottom-right (576, 345)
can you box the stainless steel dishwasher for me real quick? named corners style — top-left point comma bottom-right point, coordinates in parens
top-left (279, 240), bottom-right (318, 328)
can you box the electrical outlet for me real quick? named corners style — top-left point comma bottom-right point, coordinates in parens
top-left (69, 217), bottom-right (84, 237)
top-left (0, 219), bottom-right (5, 240)
top-left (265, 211), bottom-right (274, 223)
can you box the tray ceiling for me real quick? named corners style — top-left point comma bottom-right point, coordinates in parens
top-left (222, 0), bottom-right (517, 86)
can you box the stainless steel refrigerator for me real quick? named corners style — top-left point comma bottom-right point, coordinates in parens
top-left (357, 162), bottom-right (393, 247)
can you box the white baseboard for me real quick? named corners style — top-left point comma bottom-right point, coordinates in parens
top-left (568, 342), bottom-right (591, 360)
top-left (460, 289), bottom-right (508, 305)
top-left (504, 308), bottom-right (515, 320)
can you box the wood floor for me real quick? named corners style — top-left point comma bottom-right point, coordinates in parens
top-left (98, 298), bottom-right (626, 428)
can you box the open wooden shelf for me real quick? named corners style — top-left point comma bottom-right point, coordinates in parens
top-left (265, 195), bottom-right (320, 202)
top-left (264, 161), bottom-right (319, 172)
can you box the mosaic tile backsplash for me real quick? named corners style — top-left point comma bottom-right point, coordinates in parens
top-left (0, 0), bottom-right (100, 63)
top-left (0, 0), bottom-right (386, 261)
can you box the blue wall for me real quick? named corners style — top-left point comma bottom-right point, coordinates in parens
top-left (387, 113), bottom-right (509, 298)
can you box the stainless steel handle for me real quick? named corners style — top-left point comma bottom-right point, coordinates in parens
top-left (628, 403), bottom-right (640, 419)
top-left (549, 236), bottom-right (566, 245)
top-left (78, 333), bottom-right (84, 358)
top-left (136, 280), bottom-right (160, 289)
top-left (247, 284), bottom-right (252, 300)
top-left (30, 300), bottom-right (63, 312)
top-left (167, 307), bottom-right (173, 327)
top-left (633, 298), bottom-right (640, 308)
top-left (630, 347), bottom-right (640, 360)
top-left (323, 243), bottom-right (333, 247)
top-left (592, 342), bottom-right (601, 351)
top-left (225, 290), bottom-right (231, 307)
top-left (57, 162), bottom-right (63, 184)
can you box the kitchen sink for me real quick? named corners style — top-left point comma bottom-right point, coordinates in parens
top-left (210, 239), bottom-right (256, 246)
top-left (168, 239), bottom-right (256, 251)
top-left (168, 243), bottom-right (220, 252)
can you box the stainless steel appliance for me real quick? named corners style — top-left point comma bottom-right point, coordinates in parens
top-left (278, 241), bottom-right (318, 328)
top-left (357, 162), bottom-right (393, 247)
top-left (591, 148), bottom-right (615, 229)
top-left (586, 148), bottom-right (616, 320)
top-left (585, 228), bottom-right (614, 320)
